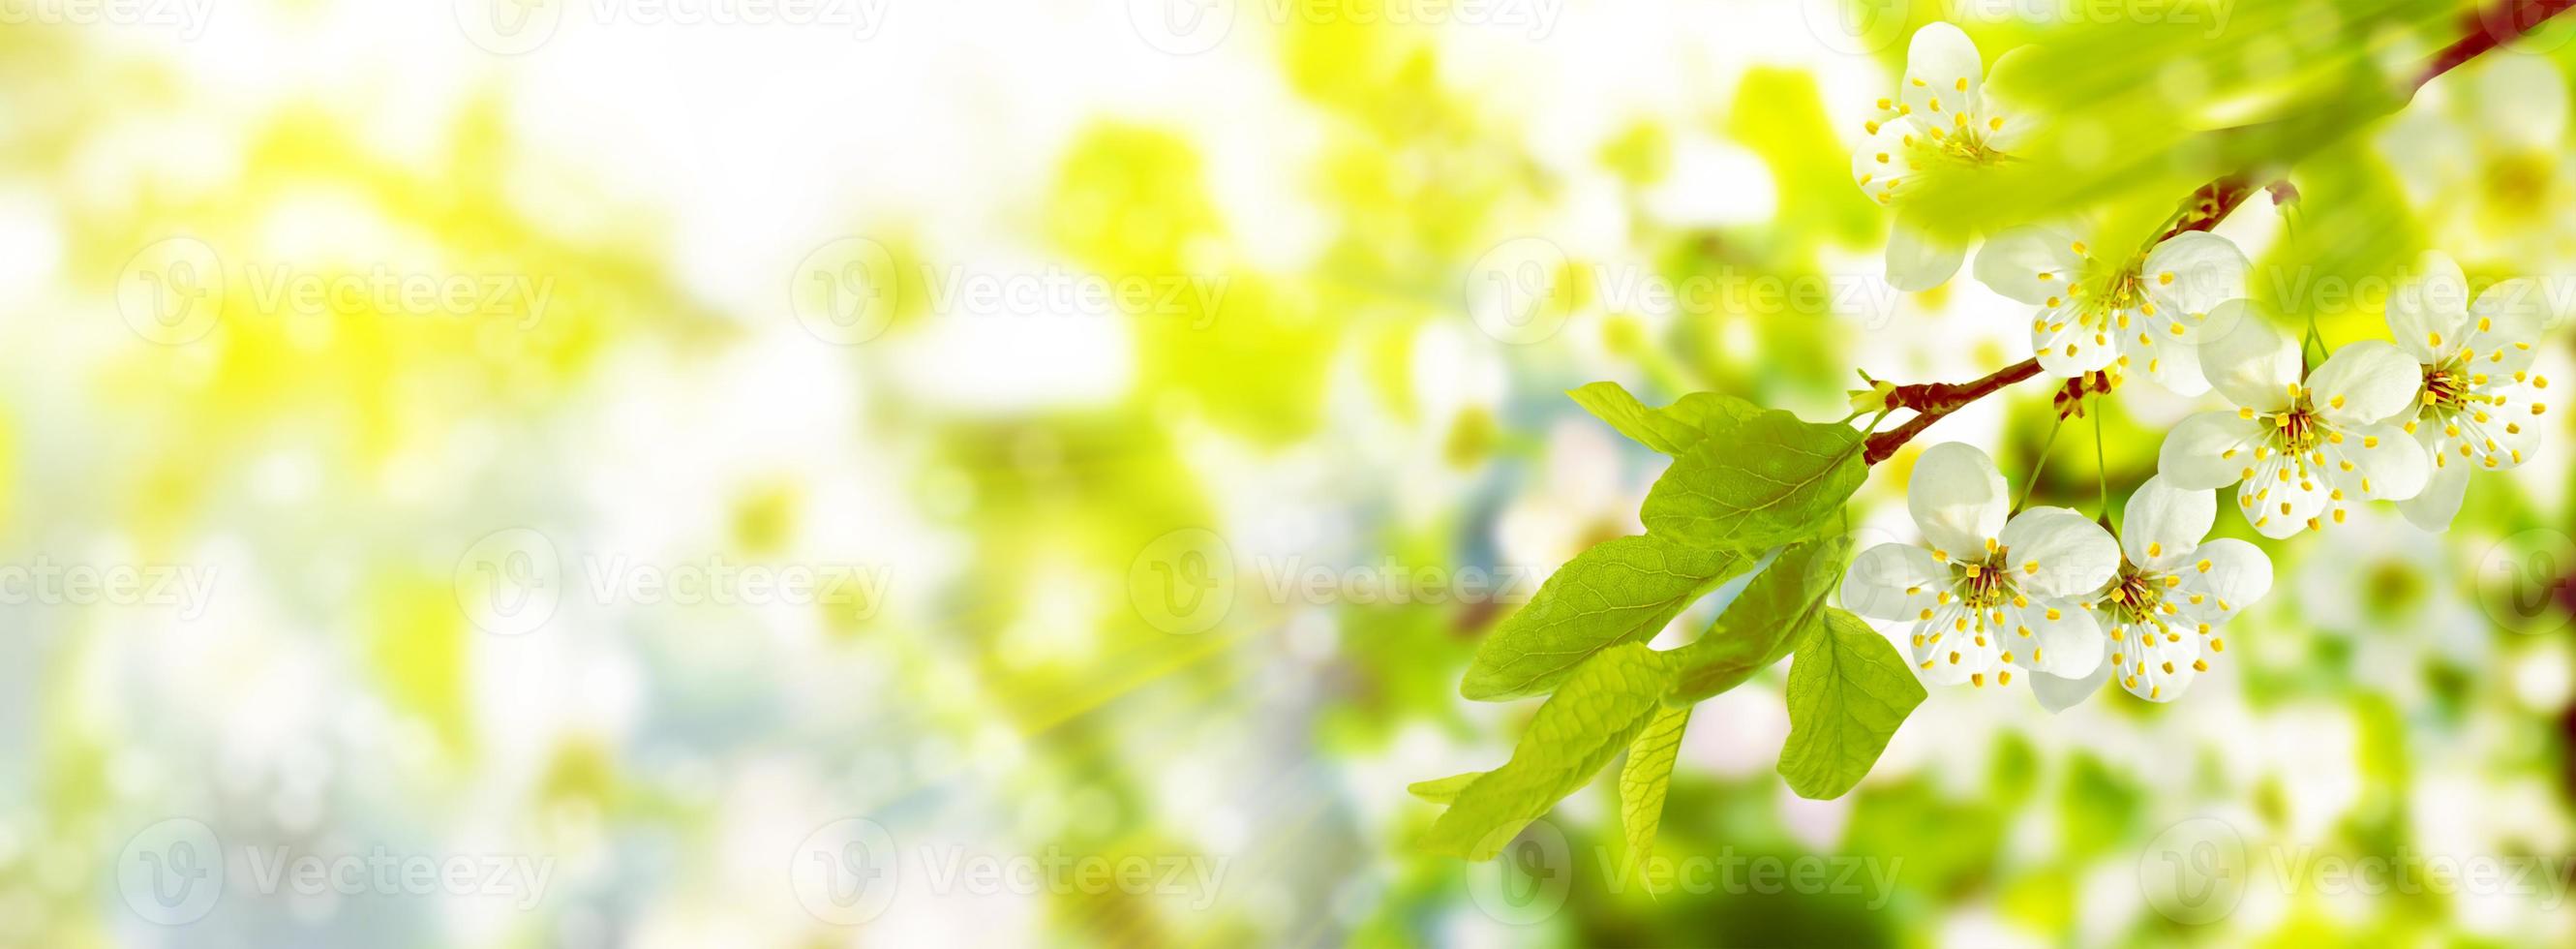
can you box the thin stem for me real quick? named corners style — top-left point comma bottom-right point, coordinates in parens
top-left (2092, 391), bottom-right (2109, 522)
top-left (2013, 413), bottom-right (2067, 513)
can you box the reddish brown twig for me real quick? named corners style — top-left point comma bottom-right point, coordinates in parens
top-left (2418, 0), bottom-right (2576, 90)
top-left (1863, 358), bottom-right (2044, 465)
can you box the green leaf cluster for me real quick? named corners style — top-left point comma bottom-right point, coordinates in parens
top-left (1417, 383), bottom-right (1924, 866)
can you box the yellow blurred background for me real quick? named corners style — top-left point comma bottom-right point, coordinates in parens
top-left (5, 0), bottom-right (2576, 946)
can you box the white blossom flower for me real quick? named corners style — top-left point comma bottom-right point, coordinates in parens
top-left (1973, 228), bottom-right (2251, 394)
top-left (2028, 476), bottom-right (2274, 709)
top-left (1851, 23), bottom-right (2029, 292)
top-left (1841, 443), bottom-right (2119, 689)
top-left (2156, 305), bottom-right (2432, 537)
top-left (2377, 253), bottom-right (2556, 531)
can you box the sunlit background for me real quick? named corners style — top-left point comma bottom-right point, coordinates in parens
top-left (6, 0), bottom-right (2576, 945)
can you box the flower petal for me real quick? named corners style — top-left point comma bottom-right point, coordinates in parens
top-left (1842, 543), bottom-right (1948, 621)
top-left (2001, 505), bottom-right (2119, 597)
top-left (1911, 603), bottom-right (1997, 686)
top-left (2387, 251), bottom-right (2472, 364)
top-left (2309, 340), bottom-right (2423, 427)
top-left (2467, 277), bottom-right (2552, 375)
top-left (2322, 420), bottom-right (2430, 503)
top-left (1850, 115), bottom-right (1923, 205)
top-left (2398, 448), bottom-right (2471, 531)
top-left (2140, 231), bottom-right (2251, 341)
top-left (2236, 457), bottom-right (2330, 538)
top-left (2114, 623), bottom-right (2202, 702)
top-left (2158, 411), bottom-right (2266, 490)
top-left (2197, 300), bottom-right (2301, 412)
top-left (2135, 335), bottom-right (2210, 396)
top-left (1901, 22), bottom-right (1984, 121)
top-left (2017, 597), bottom-right (2103, 678)
top-left (1973, 226), bottom-right (2088, 305)
top-left (2174, 537), bottom-right (2271, 620)
top-left (1885, 219), bottom-right (1964, 292)
top-left (1908, 442), bottom-right (2011, 557)
top-left (2032, 306), bottom-right (2120, 377)
top-left (2028, 662), bottom-right (2108, 713)
top-left (2122, 475), bottom-right (2214, 572)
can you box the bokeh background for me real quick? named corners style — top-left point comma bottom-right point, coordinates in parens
top-left (6, 0), bottom-right (2576, 946)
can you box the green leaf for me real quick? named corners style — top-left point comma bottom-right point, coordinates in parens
top-left (1461, 535), bottom-right (1750, 701)
top-left (1423, 644), bottom-right (1674, 859)
top-left (2254, 146), bottom-right (2425, 323)
top-left (1618, 704), bottom-right (1691, 893)
top-left (1565, 382), bottom-right (1761, 456)
top-left (1406, 772), bottom-right (1482, 805)
top-left (1665, 532), bottom-right (1854, 703)
top-left (1640, 409), bottom-right (1865, 552)
top-left (1777, 608), bottom-right (1926, 801)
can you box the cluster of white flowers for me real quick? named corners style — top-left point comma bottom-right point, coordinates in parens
top-left (1841, 444), bottom-right (2270, 706)
top-left (1843, 25), bottom-right (2559, 708)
